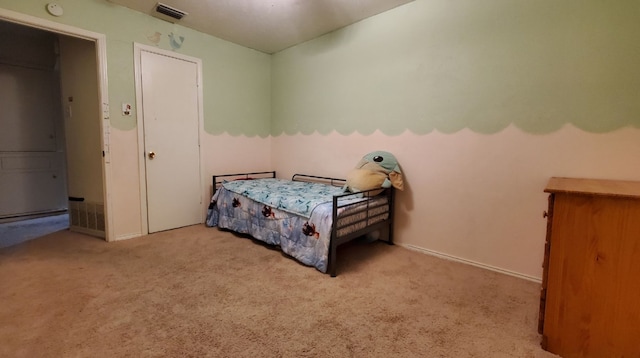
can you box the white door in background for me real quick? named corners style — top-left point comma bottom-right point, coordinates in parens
top-left (140, 49), bottom-right (202, 233)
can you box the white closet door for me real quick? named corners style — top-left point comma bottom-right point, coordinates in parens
top-left (140, 50), bottom-right (202, 233)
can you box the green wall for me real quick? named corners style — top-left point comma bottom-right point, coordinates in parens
top-left (272, 0), bottom-right (640, 136)
top-left (0, 0), bottom-right (271, 137)
top-left (5, 0), bottom-right (638, 138)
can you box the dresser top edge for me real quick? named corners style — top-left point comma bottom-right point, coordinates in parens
top-left (545, 177), bottom-right (640, 198)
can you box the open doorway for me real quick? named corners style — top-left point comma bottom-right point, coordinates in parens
top-left (0, 19), bottom-right (107, 247)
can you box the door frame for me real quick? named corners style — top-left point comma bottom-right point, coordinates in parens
top-left (133, 43), bottom-right (205, 235)
top-left (0, 8), bottom-right (114, 241)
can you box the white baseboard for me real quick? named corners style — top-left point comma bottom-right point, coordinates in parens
top-left (70, 226), bottom-right (105, 239)
top-left (399, 243), bottom-right (542, 283)
top-left (112, 232), bottom-right (142, 242)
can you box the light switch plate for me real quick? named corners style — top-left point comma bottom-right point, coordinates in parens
top-left (122, 103), bottom-right (132, 116)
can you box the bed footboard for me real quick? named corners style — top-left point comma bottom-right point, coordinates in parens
top-left (327, 187), bottom-right (395, 277)
top-left (291, 174), bottom-right (395, 277)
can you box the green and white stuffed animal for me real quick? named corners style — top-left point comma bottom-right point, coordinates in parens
top-left (345, 151), bottom-right (404, 194)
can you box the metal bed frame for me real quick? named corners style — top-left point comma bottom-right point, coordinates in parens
top-left (211, 171), bottom-right (395, 277)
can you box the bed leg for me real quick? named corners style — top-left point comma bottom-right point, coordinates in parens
top-left (387, 228), bottom-right (394, 245)
top-left (381, 225), bottom-right (394, 245)
top-left (329, 242), bottom-right (337, 277)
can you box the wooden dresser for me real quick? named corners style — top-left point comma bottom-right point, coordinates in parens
top-left (538, 177), bottom-right (640, 357)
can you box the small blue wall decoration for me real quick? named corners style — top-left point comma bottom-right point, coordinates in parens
top-left (168, 32), bottom-right (185, 50)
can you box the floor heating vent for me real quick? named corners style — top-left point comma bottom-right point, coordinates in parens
top-left (69, 201), bottom-right (105, 237)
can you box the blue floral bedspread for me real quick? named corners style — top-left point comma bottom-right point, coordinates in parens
top-left (206, 179), bottom-right (346, 273)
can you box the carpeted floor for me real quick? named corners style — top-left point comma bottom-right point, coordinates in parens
top-left (0, 224), bottom-right (558, 357)
top-left (0, 213), bottom-right (69, 249)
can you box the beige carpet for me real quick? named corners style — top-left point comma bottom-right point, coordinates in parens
top-left (0, 225), bottom-right (558, 357)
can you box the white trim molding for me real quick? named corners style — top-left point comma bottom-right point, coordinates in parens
top-left (0, 7), bottom-right (114, 242)
top-left (399, 243), bottom-right (542, 283)
top-left (112, 232), bottom-right (143, 242)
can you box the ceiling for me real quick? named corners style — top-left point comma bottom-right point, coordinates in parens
top-left (107, 0), bottom-right (415, 54)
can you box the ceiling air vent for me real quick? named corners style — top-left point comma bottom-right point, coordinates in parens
top-left (154, 2), bottom-right (187, 22)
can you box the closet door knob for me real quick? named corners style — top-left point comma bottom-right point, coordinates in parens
top-left (543, 211), bottom-right (548, 218)
top-left (148, 151), bottom-right (156, 159)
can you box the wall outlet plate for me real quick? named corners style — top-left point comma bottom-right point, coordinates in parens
top-left (46, 3), bottom-right (64, 17)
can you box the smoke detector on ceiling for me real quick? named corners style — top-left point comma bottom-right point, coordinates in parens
top-left (153, 2), bottom-right (187, 23)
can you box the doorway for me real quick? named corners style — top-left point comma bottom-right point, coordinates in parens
top-left (134, 44), bottom-right (204, 234)
top-left (0, 21), bottom-right (68, 226)
top-left (0, 9), bottom-right (112, 242)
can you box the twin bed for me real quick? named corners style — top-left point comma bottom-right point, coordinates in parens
top-left (206, 171), bottom-right (396, 276)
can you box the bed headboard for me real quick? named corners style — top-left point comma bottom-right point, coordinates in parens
top-left (291, 174), bottom-right (346, 187)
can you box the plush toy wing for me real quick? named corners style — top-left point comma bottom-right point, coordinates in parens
top-left (389, 171), bottom-right (404, 191)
